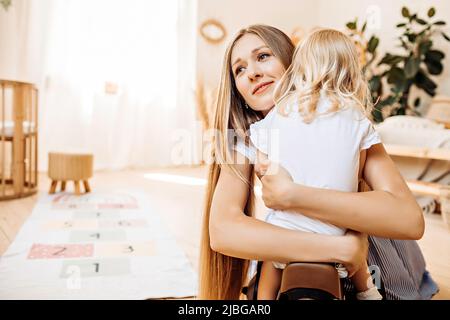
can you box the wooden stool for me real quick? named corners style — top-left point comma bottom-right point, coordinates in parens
top-left (48, 152), bottom-right (93, 195)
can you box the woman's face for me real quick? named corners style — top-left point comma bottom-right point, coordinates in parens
top-left (231, 33), bottom-right (286, 116)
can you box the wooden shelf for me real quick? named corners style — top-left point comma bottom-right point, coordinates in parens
top-left (406, 180), bottom-right (448, 199)
top-left (384, 144), bottom-right (450, 161)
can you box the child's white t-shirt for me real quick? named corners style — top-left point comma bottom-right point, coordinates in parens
top-left (245, 97), bottom-right (381, 236)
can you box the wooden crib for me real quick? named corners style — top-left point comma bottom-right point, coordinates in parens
top-left (0, 80), bottom-right (38, 200)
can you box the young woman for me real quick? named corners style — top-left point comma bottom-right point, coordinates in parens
top-left (198, 24), bottom-right (437, 300)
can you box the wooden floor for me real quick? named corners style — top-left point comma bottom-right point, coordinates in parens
top-left (0, 166), bottom-right (449, 299)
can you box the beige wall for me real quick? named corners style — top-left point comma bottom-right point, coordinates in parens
top-left (196, 0), bottom-right (318, 88)
top-left (2, 1), bottom-right (449, 107)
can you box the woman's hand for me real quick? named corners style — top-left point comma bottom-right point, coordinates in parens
top-left (339, 230), bottom-right (369, 277)
top-left (256, 160), bottom-right (295, 211)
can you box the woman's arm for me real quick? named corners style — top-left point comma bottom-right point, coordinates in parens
top-left (259, 144), bottom-right (424, 240)
top-left (209, 151), bottom-right (368, 276)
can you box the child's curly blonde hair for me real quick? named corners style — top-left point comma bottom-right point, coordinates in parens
top-left (274, 28), bottom-right (373, 123)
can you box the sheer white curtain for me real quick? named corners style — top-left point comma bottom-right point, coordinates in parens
top-left (36, 0), bottom-right (198, 171)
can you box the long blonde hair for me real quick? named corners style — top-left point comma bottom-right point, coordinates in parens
top-left (275, 28), bottom-right (373, 122)
top-left (198, 25), bottom-right (294, 300)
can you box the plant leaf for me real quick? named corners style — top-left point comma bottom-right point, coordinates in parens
top-left (380, 95), bottom-right (400, 107)
top-left (425, 50), bottom-right (445, 62)
top-left (369, 76), bottom-right (382, 93)
top-left (416, 18), bottom-right (428, 25)
top-left (433, 21), bottom-right (446, 26)
top-left (428, 7), bottom-right (436, 18)
top-left (378, 54), bottom-right (403, 66)
top-left (346, 22), bottom-right (357, 30)
top-left (387, 67), bottom-right (406, 87)
top-left (415, 70), bottom-right (437, 96)
top-left (371, 108), bottom-right (384, 123)
top-left (407, 33), bottom-right (417, 42)
top-left (362, 21), bottom-right (367, 33)
top-left (418, 40), bottom-right (433, 55)
top-left (442, 32), bottom-right (450, 41)
top-left (396, 108), bottom-right (406, 116)
top-left (402, 7), bottom-right (410, 18)
top-left (405, 56), bottom-right (420, 78)
top-left (367, 36), bottom-right (379, 54)
top-left (424, 59), bottom-right (443, 75)
top-left (396, 23), bottom-right (406, 28)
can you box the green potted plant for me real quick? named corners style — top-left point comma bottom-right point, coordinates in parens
top-left (347, 7), bottom-right (450, 122)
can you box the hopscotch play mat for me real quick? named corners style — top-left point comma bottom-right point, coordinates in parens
top-left (0, 190), bottom-right (198, 299)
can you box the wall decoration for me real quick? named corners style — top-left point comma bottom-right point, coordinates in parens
top-left (199, 19), bottom-right (227, 44)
